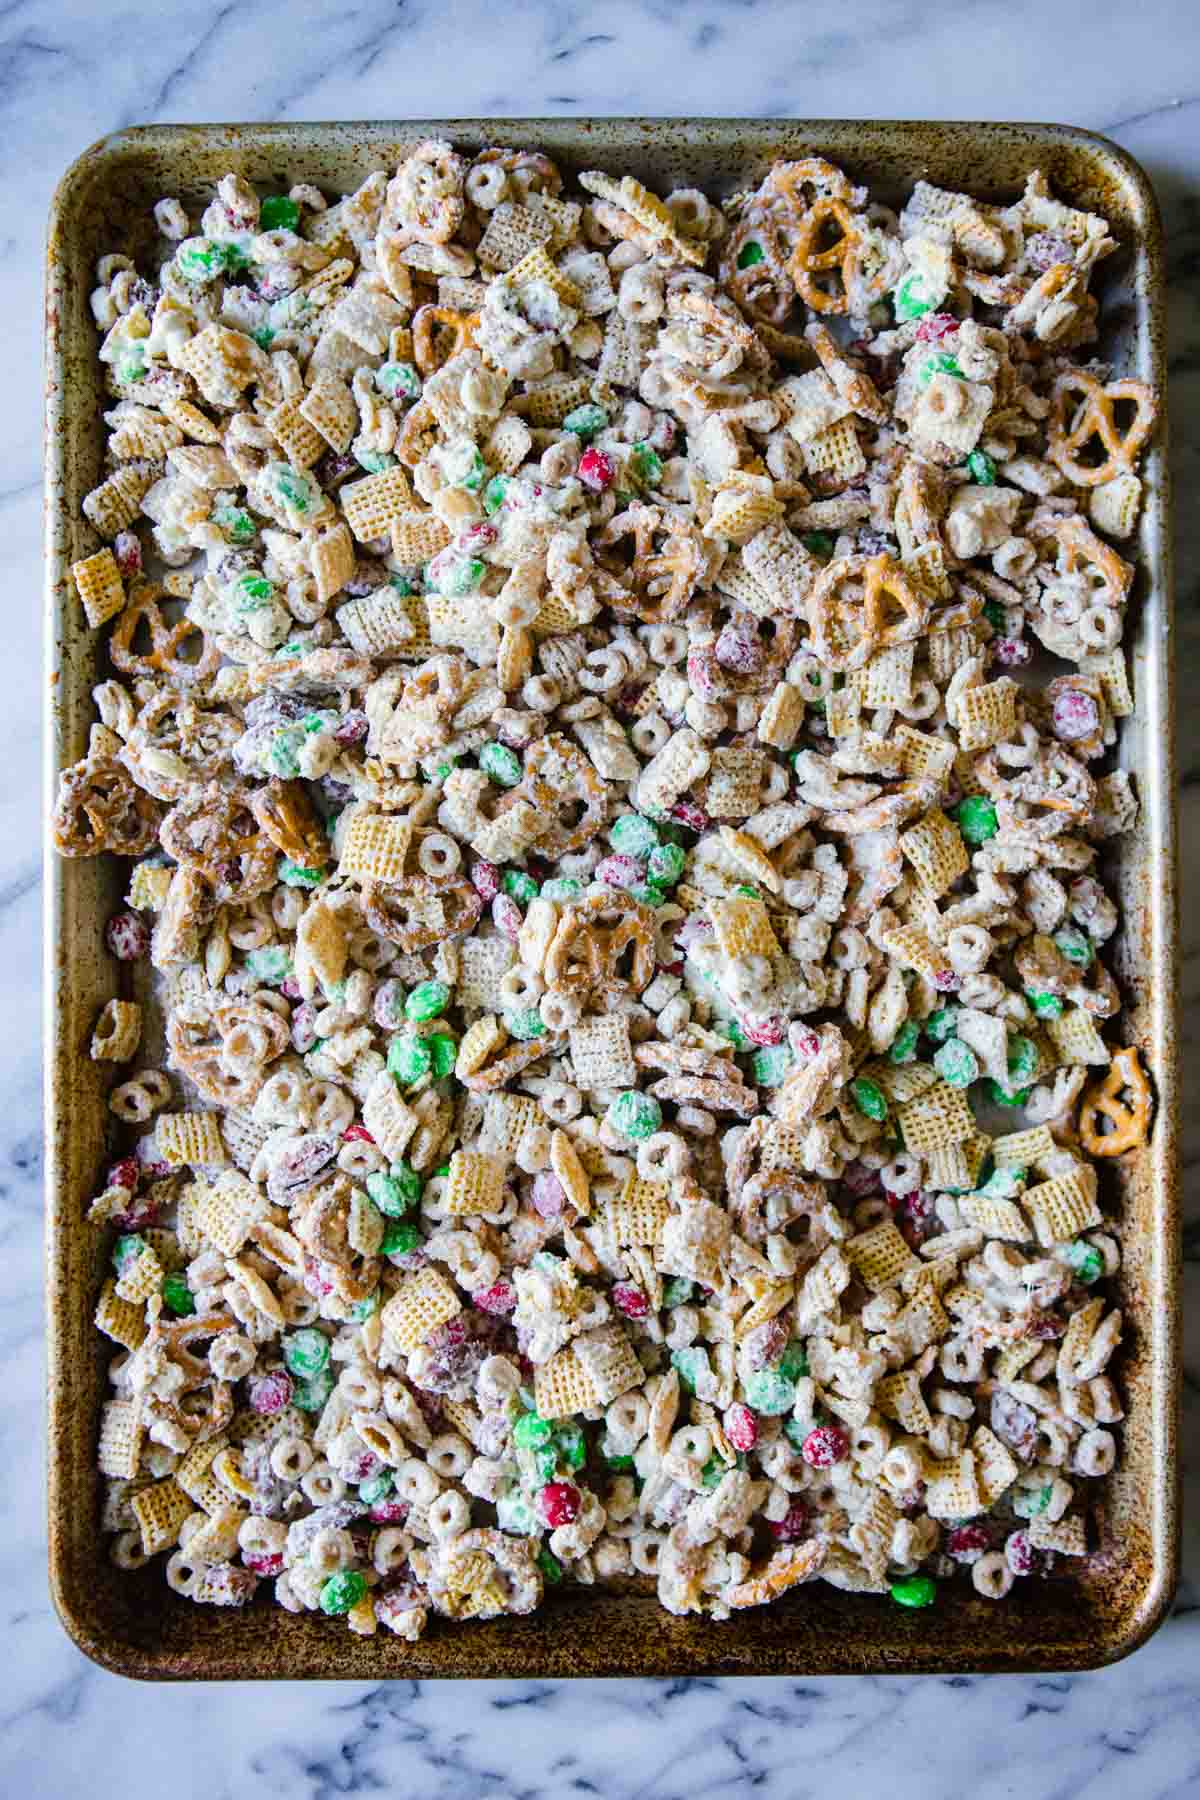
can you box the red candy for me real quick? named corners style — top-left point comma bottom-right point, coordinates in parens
top-left (669, 801), bottom-right (709, 834)
top-left (595, 853), bottom-right (642, 890)
top-left (842, 1160), bottom-right (882, 1197)
top-left (538, 1481), bottom-right (581, 1528)
top-left (242, 1551), bottom-right (285, 1578)
top-left (531, 1172), bottom-right (566, 1219)
top-left (471, 859), bottom-right (501, 903)
top-left (946, 1523), bottom-right (990, 1561)
top-left (714, 623), bottom-right (763, 674)
top-left (370, 1498), bottom-right (410, 1525)
top-left (916, 312), bottom-right (959, 342)
top-left (249, 1370), bottom-right (294, 1416)
top-left (789, 1027), bottom-right (821, 1059)
top-left (1005, 1530), bottom-right (1036, 1576)
top-left (492, 893), bottom-right (522, 940)
top-left (767, 1499), bottom-right (811, 1542)
top-left (611, 1283), bottom-right (651, 1320)
top-left (473, 1280), bottom-right (517, 1315)
top-left (578, 446), bottom-right (615, 491)
top-left (105, 909), bottom-right (150, 960)
top-left (801, 1426), bottom-right (849, 1468)
top-left (741, 1014), bottom-right (786, 1047)
top-left (105, 1156), bottom-right (140, 1192)
top-left (112, 530), bottom-right (142, 577)
top-left (994, 636), bottom-right (1033, 667)
top-left (1051, 688), bottom-right (1101, 743)
top-left (723, 1402), bottom-right (758, 1452)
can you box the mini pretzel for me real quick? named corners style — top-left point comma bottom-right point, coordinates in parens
top-left (363, 876), bottom-right (482, 950)
top-left (460, 1031), bottom-right (552, 1093)
top-left (596, 506), bottom-right (704, 625)
top-left (249, 778), bottom-right (329, 867)
top-left (395, 395), bottom-right (440, 468)
top-left (121, 692), bottom-right (242, 800)
top-left (647, 1071), bottom-right (759, 1118)
top-left (519, 733), bottom-right (608, 858)
top-left (52, 756), bottom-right (162, 857)
top-left (412, 305), bottom-right (480, 376)
top-left (720, 209), bottom-right (797, 327)
top-left (767, 159), bottom-right (853, 211)
top-left (167, 999), bottom-right (289, 1106)
top-left (787, 197), bottom-right (860, 315)
top-left (544, 893), bottom-right (656, 997)
top-left (806, 552), bottom-right (930, 670)
top-left (1047, 371), bottom-right (1157, 487)
top-left (159, 781), bottom-right (278, 902)
top-left (1079, 1046), bottom-right (1152, 1156)
top-left (1046, 515), bottom-right (1133, 611)
top-left (110, 586), bottom-right (220, 686)
top-left (472, 146), bottom-right (563, 198)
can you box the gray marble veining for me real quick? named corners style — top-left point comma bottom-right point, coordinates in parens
top-left (13, 1), bottom-right (1200, 1793)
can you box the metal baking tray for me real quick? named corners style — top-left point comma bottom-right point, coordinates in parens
top-left (44, 118), bottom-right (1178, 1679)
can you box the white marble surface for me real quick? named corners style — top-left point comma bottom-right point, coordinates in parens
top-left (12, 1), bottom-right (1200, 1793)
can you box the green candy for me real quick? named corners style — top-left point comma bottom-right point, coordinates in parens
top-left (514, 1411), bottom-right (553, 1449)
top-left (531, 1445), bottom-right (558, 1485)
top-left (1013, 1482), bottom-right (1054, 1519)
top-left (802, 531), bottom-right (835, 559)
top-left (540, 876), bottom-right (584, 901)
top-left (251, 324), bottom-right (276, 351)
top-left (507, 1008), bottom-right (546, 1041)
top-left (380, 1219), bottom-right (422, 1257)
top-left (283, 1327), bottom-right (330, 1380)
top-left (734, 884), bottom-right (759, 899)
top-left (629, 881), bottom-right (667, 909)
top-left (440, 439), bottom-right (486, 491)
top-left (376, 360), bottom-right (422, 400)
top-left (177, 238), bottom-right (222, 281)
top-left (925, 1005), bottom-right (960, 1045)
top-left (783, 1416), bottom-right (809, 1452)
top-left (955, 795), bottom-right (998, 845)
top-left (359, 1470), bottom-right (394, 1504)
top-left (389, 1162), bottom-right (424, 1205)
top-left (777, 1339), bottom-right (809, 1382)
top-left (563, 402), bottom-right (608, 439)
top-left (246, 945), bottom-right (293, 985)
top-left (607, 1090), bottom-right (663, 1141)
top-left (502, 869), bottom-right (539, 905)
top-left (496, 1486), bottom-right (538, 1535)
top-left (630, 442), bottom-right (662, 488)
top-left (718, 1018), bottom-right (749, 1050)
top-left (428, 1034), bottom-right (457, 1078)
top-left (482, 474), bottom-right (510, 515)
top-left (439, 555), bottom-right (486, 596)
top-left (388, 572), bottom-right (415, 595)
top-left (349, 1290), bottom-right (380, 1322)
top-left (117, 349), bottom-right (147, 385)
top-left (610, 813), bottom-right (659, 857)
top-left (387, 1034), bottom-right (433, 1084)
top-left (113, 1233), bottom-right (146, 1274)
top-left (751, 1044), bottom-right (794, 1088)
top-left (605, 1453), bottom-right (636, 1473)
top-left (555, 1422), bottom-right (587, 1471)
top-left (986, 1078), bottom-right (1032, 1108)
top-left (966, 449), bottom-right (997, 485)
top-left (933, 1039), bottom-right (979, 1089)
top-left (232, 571), bottom-right (273, 608)
top-left (742, 1368), bottom-right (796, 1416)
top-left (890, 1574), bottom-right (937, 1609)
top-left (259, 194), bottom-right (300, 232)
top-left (278, 860), bottom-right (325, 888)
top-left (356, 449), bottom-right (396, 474)
top-left (979, 1165), bottom-right (1025, 1200)
top-left (1066, 1240), bottom-right (1104, 1284)
top-left (851, 1076), bottom-right (888, 1122)
top-left (1026, 990), bottom-right (1064, 1020)
top-left (269, 464), bottom-right (312, 514)
top-left (291, 1365), bottom-right (335, 1413)
top-left (918, 350), bottom-right (962, 385)
top-left (161, 1272), bottom-right (195, 1317)
top-left (647, 841), bottom-right (686, 886)
top-left (366, 1171), bottom-right (414, 1218)
top-left (214, 505), bottom-right (256, 544)
top-left (480, 741), bottom-right (523, 787)
top-left (319, 1569), bottom-right (367, 1616)
top-left (1007, 1034), bottom-right (1039, 1084)
top-left (893, 272), bottom-right (934, 320)
top-left (661, 1278), bottom-right (695, 1308)
top-left (737, 240), bottom-right (766, 268)
top-left (983, 599), bottom-right (1007, 632)
top-left (1054, 926), bottom-right (1094, 968)
top-left (406, 980), bottom-right (450, 1022)
top-left (670, 1347), bottom-right (709, 1393)
top-left (700, 1455), bottom-right (728, 1490)
top-left (538, 1547), bottom-right (565, 1583)
top-left (888, 1020), bottom-right (921, 1065)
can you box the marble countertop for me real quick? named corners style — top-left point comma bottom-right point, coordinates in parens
top-left (13, 1), bottom-right (1200, 1793)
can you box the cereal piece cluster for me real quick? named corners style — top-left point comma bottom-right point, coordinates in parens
top-left (64, 146), bottom-right (1156, 1630)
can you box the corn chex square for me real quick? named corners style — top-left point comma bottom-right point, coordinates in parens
top-left (973, 1425), bottom-right (1019, 1505)
top-left (381, 1265), bottom-right (463, 1354)
top-left (844, 1221), bottom-right (917, 1292)
top-left (299, 372), bottom-right (358, 453)
top-left (198, 1171), bottom-right (262, 1256)
top-left (900, 809), bottom-right (969, 898)
top-left (533, 1344), bottom-right (596, 1420)
top-left (958, 1193), bottom-right (1030, 1241)
top-left (1043, 1008), bottom-right (1110, 1067)
top-left (456, 935), bottom-right (516, 1012)
top-left (266, 395), bottom-right (326, 470)
top-left (1028, 1513), bottom-right (1088, 1556)
top-left (362, 1070), bottom-right (420, 1160)
top-left (97, 1400), bottom-right (143, 1479)
top-left (72, 547), bottom-right (126, 628)
top-left (132, 1477), bottom-right (194, 1555)
top-left (896, 1080), bottom-right (974, 1155)
top-left (114, 1244), bottom-right (163, 1305)
top-left (174, 1437), bottom-right (228, 1510)
top-left (1022, 1167), bottom-right (1102, 1246)
top-left (157, 1111), bottom-right (228, 1169)
top-left (443, 1149), bottom-right (505, 1217)
top-left (924, 1449), bottom-right (982, 1521)
top-left (389, 510), bottom-right (452, 567)
top-left (955, 678), bottom-right (1019, 752)
top-left (572, 1324), bottom-right (643, 1406)
top-left (336, 589), bottom-right (416, 656)
top-left (875, 1369), bottom-right (933, 1434)
top-left (311, 520), bottom-right (356, 605)
top-left (479, 1093), bottom-right (543, 1160)
top-left (608, 1171), bottom-right (671, 1246)
top-left (338, 812), bottom-right (413, 883)
top-left (991, 1124), bottom-right (1056, 1172)
top-left (340, 467), bottom-right (414, 543)
top-left (95, 1279), bottom-right (148, 1351)
top-left (708, 895), bottom-right (779, 961)
top-left (568, 1015), bottom-right (636, 1090)
top-left (705, 747), bottom-right (765, 819)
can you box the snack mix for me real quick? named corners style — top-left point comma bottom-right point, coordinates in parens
top-left (57, 142), bottom-right (1157, 1633)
